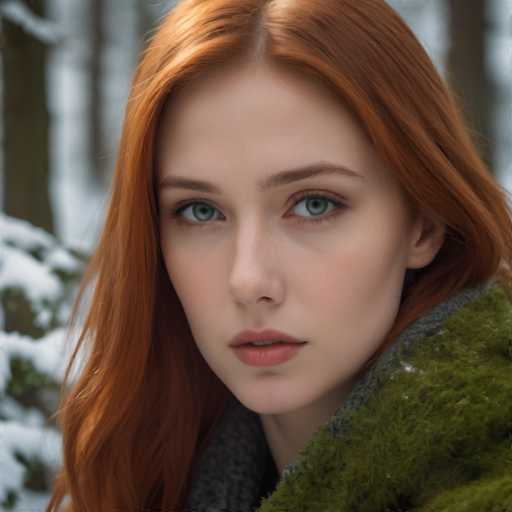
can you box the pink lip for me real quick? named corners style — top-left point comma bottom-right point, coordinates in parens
top-left (229, 328), bottom-right (305, 347)
top-left (231, 342), bottom-right (306, 367)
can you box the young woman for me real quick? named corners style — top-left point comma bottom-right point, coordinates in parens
top-left (46, 0), bottom-right (512, 510)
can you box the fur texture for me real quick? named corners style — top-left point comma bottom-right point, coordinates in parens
top-left (186, 278), bottom-right (512, 511)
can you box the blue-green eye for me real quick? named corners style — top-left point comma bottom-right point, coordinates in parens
top-left (169, 191), bottom-right (347, 228)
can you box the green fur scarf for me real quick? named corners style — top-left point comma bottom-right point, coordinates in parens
top-left (185, 278), bottom-right (512, 511)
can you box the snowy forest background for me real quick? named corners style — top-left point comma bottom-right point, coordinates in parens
top-left (1, 0), bottom-right (512, 510)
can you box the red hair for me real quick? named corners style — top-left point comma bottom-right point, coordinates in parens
top-left (46, 0), bottom-right (512, 510)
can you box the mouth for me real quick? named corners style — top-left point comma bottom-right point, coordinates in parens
top-left (231, 340), bottom-right (307, 366)
top-left (230, 328), bottom-right (307, 347)
top-left (239, 340), bottom-right (307, 347)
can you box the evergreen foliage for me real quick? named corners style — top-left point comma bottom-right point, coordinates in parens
top-left (0, 213), bottom-right (87, 510)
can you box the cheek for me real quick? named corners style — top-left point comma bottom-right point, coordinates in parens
top-left (164, 251), bottom-right (213, 303)
top-left (303, 247), bottom-right (403, 373)
top-left (301, 229), bottom-right (406, 320)
top-left (160, 240), bottom-right (225, 339)
top-left (299, 251), bottom-right (364, 321)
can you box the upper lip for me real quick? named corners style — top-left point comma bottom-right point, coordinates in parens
top-left (229, 328), bottom-right (306, 347)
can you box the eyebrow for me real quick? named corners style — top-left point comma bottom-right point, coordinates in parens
top-left (158, 162), bottom-right (365, 193)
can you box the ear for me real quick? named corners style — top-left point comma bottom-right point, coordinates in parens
top-left (406, 213), bottom-right (446, 270)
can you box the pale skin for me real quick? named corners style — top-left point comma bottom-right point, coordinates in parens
top-left (155, 59), bottom-right (445, 477)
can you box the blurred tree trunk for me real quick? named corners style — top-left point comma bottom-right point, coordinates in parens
top-left (90, 0), bottom-right (107, 187)
top-left (446, 0), bottom-right (497, 175)
top-left (1, 0), bottom-right (54, 233)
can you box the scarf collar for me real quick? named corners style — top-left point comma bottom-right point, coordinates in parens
top-left (186, 277), bottom-right (507, 511)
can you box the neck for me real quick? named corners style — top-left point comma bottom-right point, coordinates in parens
top-left (258, 372), bottom-right (359, 476)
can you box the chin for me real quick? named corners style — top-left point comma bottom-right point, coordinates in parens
top-left (232, 385), bottom-right (308, 416)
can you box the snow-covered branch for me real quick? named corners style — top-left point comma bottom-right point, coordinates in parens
top-left (0, 213), bottom-right (87, 509)
top-left (0, 0), bottom-right (64, 44)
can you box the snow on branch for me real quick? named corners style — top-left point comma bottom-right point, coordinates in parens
top-left (0, 420), bottom-right (62, 504)
top-left (0, 0), bottom-right (64, 44)
top-left (0, 328), bottom-right (71, 393)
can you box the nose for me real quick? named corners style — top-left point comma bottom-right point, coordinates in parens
top-left (228, 219), bottom-right (283, 306)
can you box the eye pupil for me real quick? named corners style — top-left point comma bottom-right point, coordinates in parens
top-left (307, 197), bottom-right (328, 215)
top-left (194, 204), bottom-right (215, 221)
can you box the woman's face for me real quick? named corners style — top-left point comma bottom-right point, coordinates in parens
top-left (156, 60), bottom-right (444, 416)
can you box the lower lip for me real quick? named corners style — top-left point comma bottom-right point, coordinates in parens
top-left (231, 342), bottom-right (306, 367)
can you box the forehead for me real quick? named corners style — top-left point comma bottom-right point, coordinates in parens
top-left (155, 61), bottom-right (383, 187)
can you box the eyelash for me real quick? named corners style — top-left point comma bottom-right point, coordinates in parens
top-left (168, 191), bottom-right (347, 229)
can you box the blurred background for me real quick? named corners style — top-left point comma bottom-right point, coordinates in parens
top-left (0, 0), bottom-right (511, 510)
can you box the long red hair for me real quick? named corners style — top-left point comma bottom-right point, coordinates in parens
top-left (46, 0), bottom-right (512, 510)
